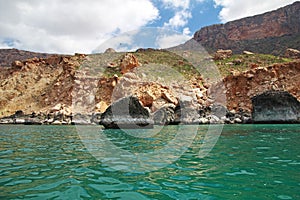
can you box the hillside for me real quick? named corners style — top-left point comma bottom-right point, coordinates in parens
top-left (0, 47), bottom-right (298, 121)
top-left (191, 1), bottom-right (300, 55)
top-left (0, 49), bottom-right (56, 67)
top-left (0, 50), bottom-right (207, 118)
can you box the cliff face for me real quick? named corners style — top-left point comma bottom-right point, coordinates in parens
top-left (193, 1), bottom-right (300, 54)
top-left (0, 51), bottom-right (207, 118)
top-left (0, 55), bottom-right (83, 117)
top-left (0, 48), bottom-right (299, 124)
top-left (212, 61), bottom-right (300, 112)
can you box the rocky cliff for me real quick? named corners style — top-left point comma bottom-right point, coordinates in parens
top-left (0, 50), bottom-right (206, 120)
top-left (192, 1), bottom-right (300, 55)
top-left (0, 48), bottom-right (299, 124)
top-left (212, 60), bottom-right (300, 112)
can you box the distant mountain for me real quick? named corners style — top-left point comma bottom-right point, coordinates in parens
top-left (189, 1), bottom-right (300, 55)
top-left (0, 49), bottom-right (56, 67)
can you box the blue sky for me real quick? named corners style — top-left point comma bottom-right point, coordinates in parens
top-left (151, 0), bottom-right (222, 34)
top-left (0, 0), bottom-right (297, 54)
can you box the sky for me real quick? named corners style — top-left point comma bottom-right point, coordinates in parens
top-left (0, 0), bottom-right (297, 54)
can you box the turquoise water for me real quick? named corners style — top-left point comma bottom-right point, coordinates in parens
top-left (0, 124), bottom-right (299, 199)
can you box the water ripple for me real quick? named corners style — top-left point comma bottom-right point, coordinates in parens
top-left (0, 125), bottom-right (299, 199)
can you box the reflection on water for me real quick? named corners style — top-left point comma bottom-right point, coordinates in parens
top-left (0, 124), bottom-right (299, 199)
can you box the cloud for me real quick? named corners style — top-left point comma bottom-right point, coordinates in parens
top-left (94, 27), bottom-right (191, 52)
top-left (93, 30), bottom-right (140, 53)
top-left (214, 0), bottom-right (298, 22)
top-left (164, 10), bottom-right (192, 28)
top-left (183, 27), bottom-right (191, 35)
top-left (161, 0), bottom-right (192, 29)
top-left (155, 32), bottom-right (191, 49)
top-left (161, 0), bottom-right (190, 10)
top-left (0, 0), bottom-right (159, 54)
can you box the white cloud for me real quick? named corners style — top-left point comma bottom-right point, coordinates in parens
top-left (214, 0), bottom-right (298, 22)
top-left (155, 32), bottom-right (191, 49)
top-left (93, 31), bottom-right (139, 53)
top-left (161, 0), bottom-right (192, 29)
top-left (161, 0), bottom-right (190, 10)
top-left (0, 0), bottom-right (159, 54)
top-left (164, 10), bottom-right (192, 28)
top-left (183, 27), bottom-right (191, 35)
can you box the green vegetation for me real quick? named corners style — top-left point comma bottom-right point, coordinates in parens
top-left (84, 50), bottom-right (295, 80)
top-left (133, 50), bottom-right (200, 80)
top-left (216, 53), bottom-right (293, 77)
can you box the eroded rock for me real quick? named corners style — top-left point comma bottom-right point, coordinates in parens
top-left (100, 96), bottom-right (153, 129)
top-left (120, 53), bottom-right (139, 74)
top-left (252, 91), bottom-right (300, 123)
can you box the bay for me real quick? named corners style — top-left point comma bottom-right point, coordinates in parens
top-left (0, 124), bottom-right (299, 199)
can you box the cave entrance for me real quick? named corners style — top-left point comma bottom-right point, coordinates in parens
top-left (251, 91), bottom-right (300, 123)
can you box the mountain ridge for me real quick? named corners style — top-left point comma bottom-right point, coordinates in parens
top-left (190, 1), bottom-right (300, 55)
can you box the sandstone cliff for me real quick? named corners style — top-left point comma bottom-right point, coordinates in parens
top-left (192, 1), bottom-right (300, 55)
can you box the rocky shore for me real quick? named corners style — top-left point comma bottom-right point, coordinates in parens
top-left (0, 51), bottom-right (299, 128)
top-left (0, 96), bottom-right (252, 127)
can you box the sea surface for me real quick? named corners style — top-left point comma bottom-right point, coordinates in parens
top-left (0, 124), bottom-right (299, 200)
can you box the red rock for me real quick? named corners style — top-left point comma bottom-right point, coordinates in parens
top-left (120, 53), bottom-right (139, 74)
top-left (139, 91), bottom-right (154, 107)
top-left (193, 2), bottom-right (300, 55)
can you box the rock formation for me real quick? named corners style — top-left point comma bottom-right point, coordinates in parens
top-left (214, 49), bottom-right (232, 60)
top-left (211, 60), bottom-right (300, 113)
top-left (1, 42), bottom-right (300, 126)
top-left (99, 96), bottom-right (153, 129)
top-left (104, 48), bottom-right (116, 53)
top-left (192, 2), bottom-right (300, 55)
top-left (285, 48), bottom-right (300, 59)
top-left (120, 53), bottom-right (140, 74)
top-left (252, 91), bottom-right (300, 123)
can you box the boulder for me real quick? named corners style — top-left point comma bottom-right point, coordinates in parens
top-left (104, 48), bottom-right (116, 53)
top-left (0, 117), bottom-right (14, 124)
top-left (209, 115), bottom-right (221, 124)
top-left (214, 49), bottom-right (232, 60)
top-left (139, 91), bottom-right (154, 107)
top-left (162, 92), bottom-right (178, 105)
top-left (243, 51), bottom-right (254, 55)
top-left (211, 104), bottom-right (227, 118)
top-left (153, 104), bottom-right (176, 125)
top-left (174, 106), bottom-right (201, 124)
top-left (285, 48), bottom-right (300, 59)
top-left (120, 53), bottom-right (139, 74)
top-left (100, 96), bottom-right (153, 129)
top-left (12, 60), bottom-right (24, 69)
top-left (14, 110), bottom-right (25, 118)
top-left (91, 113), bottom-right (102, 124)
top-left (71, 113), bottom-right (93, 125)
top-left (24, 117), bottom-right (43, 125)
top-left (199, 117), bottom-right (209, 124)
